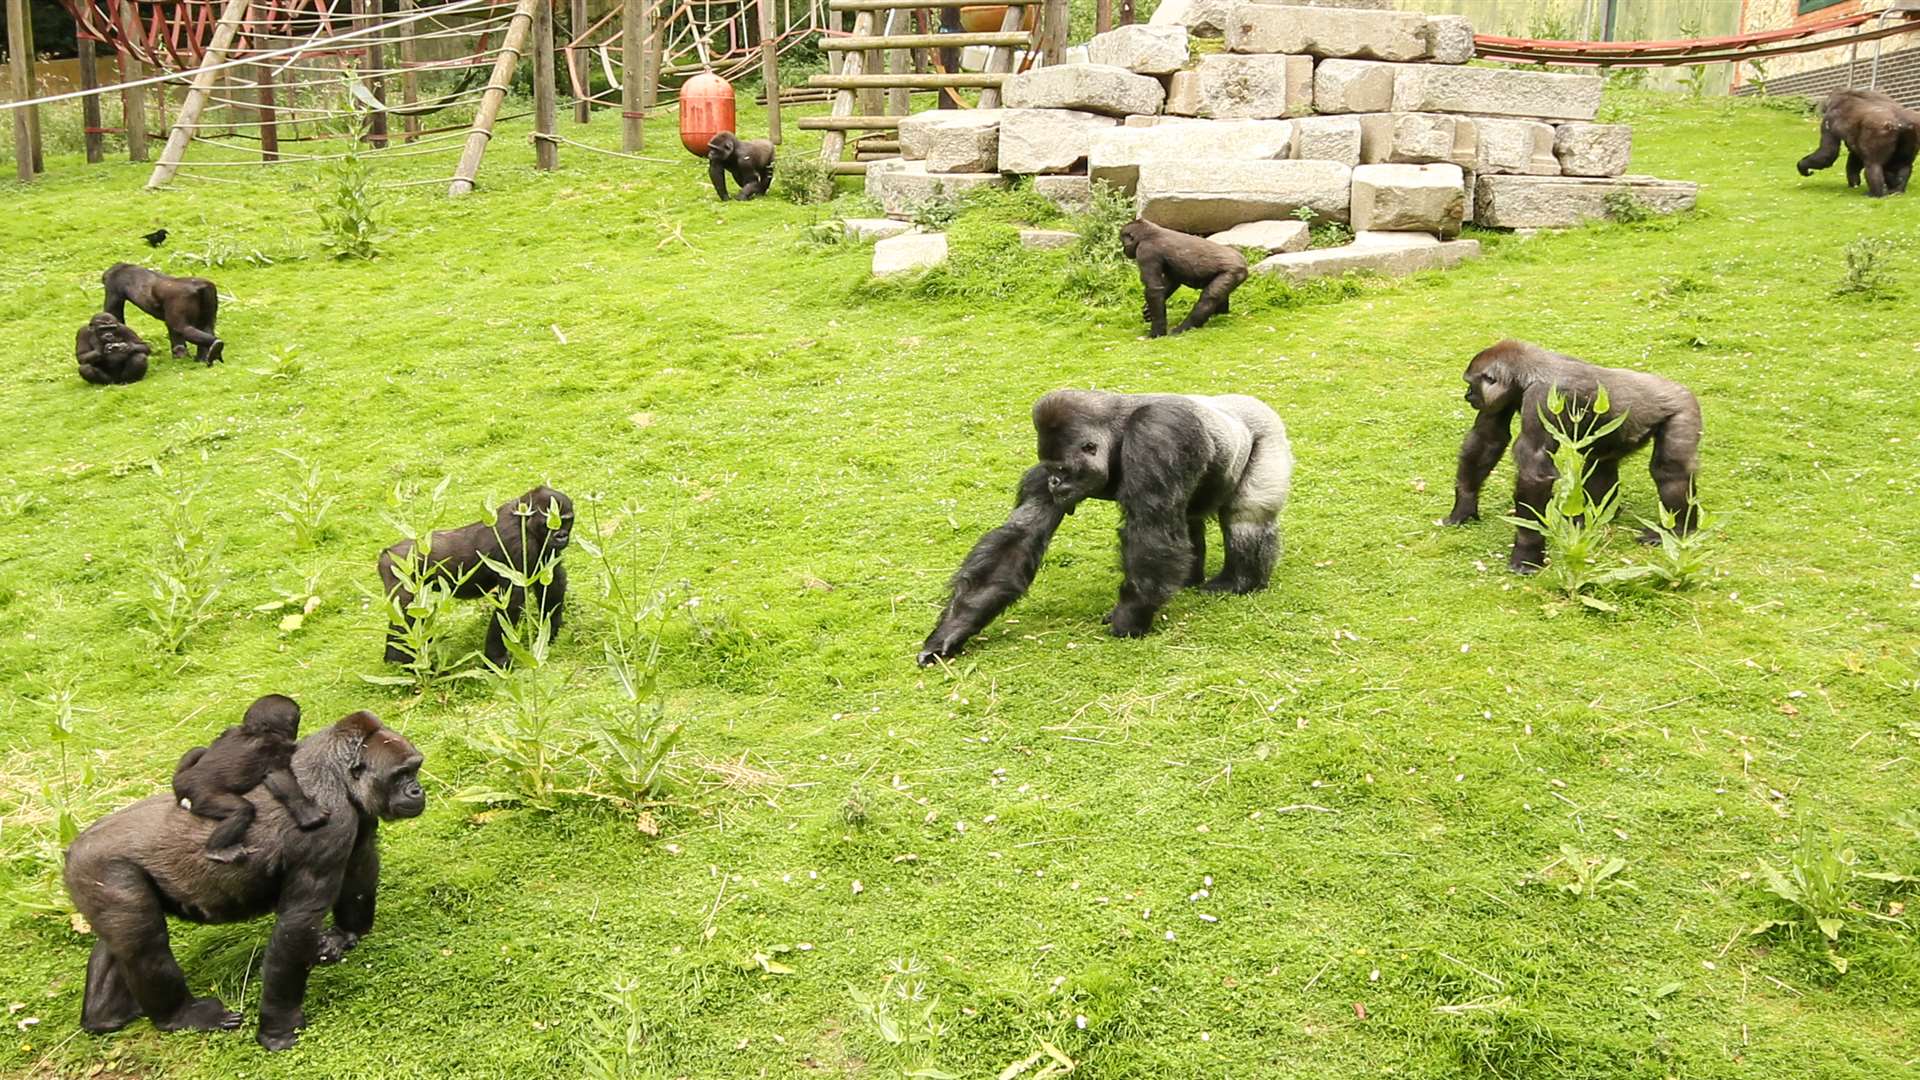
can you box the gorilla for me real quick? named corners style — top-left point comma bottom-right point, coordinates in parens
top-left (919, 390), bottom-right (1293, 664)
top-left (172, 694), bottom-right (328, 863)
top-left (64, 709), bottom-right (425, 1051)
top-left (102, 263), bottom-right (225, 365)
top-left (707, 131), bottom-right (775, 201)
top-left (75, 313), bottom-right (152, 385)
top-left (1797, 89), bottom-right (1916, 198)
top-left (1441, 340), bottom-right (1702, 574)
top-left (1120, 219), bottom-right (1248, 338)
top-left (377, 485), bottom-right (573, 669)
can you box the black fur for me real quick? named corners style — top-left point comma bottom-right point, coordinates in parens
top-left (377, 486), bottom-right (573, 669)
top-left (172, 695), bottom-right (328, 862)
top-left (102, 263), bottom-right (224, 365)
top-left (65, 710), bottom-right (425, 1051)
top-left (1797, 89), bottom-right (1917, 197)
top-left (707, 131), bottom-right (775, 201)
top-left (1121, 219), bottom-right (1248, 338)
top-left (1442, 339), bottom-right (1703, 574)
top-left (75, 312), bottom-right (151, 385)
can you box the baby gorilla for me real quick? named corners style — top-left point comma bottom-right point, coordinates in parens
top-left (707, 131), bottom-right (775, 201)
top-left (75, 313), bottom-right (152, 385)
top-left (172, 694), bottom-right (328, 863)
top-left (1121, 219), bottom-right (1248, 338)
top-left (377, 486), bottom-right (574, 669)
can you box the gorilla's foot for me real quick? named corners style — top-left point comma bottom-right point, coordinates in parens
top-left (157, 997), bottom-right (242, 1032)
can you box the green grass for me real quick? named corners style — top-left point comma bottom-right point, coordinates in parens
top-left (3, 91), bottom-right (1920, 1079)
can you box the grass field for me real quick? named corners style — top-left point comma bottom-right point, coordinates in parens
top-left (2, 90), bottom-right (1919, 1079)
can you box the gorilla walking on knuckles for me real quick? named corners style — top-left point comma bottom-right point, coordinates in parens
top-left (173, 694), bottom-right (329, 863)
top-left (1121, 219), bottom-right (1248, 338)
top-left (74, 312), bottom-right (152, 385)
top-left (102, 263), bottom-right (225, 365)
top-left (707, 131), bottom-right (774, 201)
top-left (378, 486), bottom-right (574, 669)
top-left (65, 709), bottom-right (425, 1051)
top-left (1796, 89), bottom-right (1916, 197)
top-left (1442, 340), bottom-right (1702, 574)
top-left (920, 390), bottom-right (1292, 664)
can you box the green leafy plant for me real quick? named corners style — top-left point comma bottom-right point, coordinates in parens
top-left (1502, 384), bottom-right (1631, 606)
top-left (1603, 191), bottom-right (1657, 224)
top-left (259, 449), bottom-right (339, 548)
top-left (254, 568), bottom-right (325, 636)
top-left (6, 675), bottom-right (98, 917)
top-left (1555, 844), bottom-right (1635, 899)
top-left (1624, 496), bottom-right (1715, 590)
top-left (247, 344), bottom-right (305, 380)
top-left (316, 76), bottom-right (389, 260)
top-left (775, 151), bottom-right (836, 205)
top-left (1834, 236), bottom-right (1900, 300)
top-left (127, 489), bottom-right (226, 654)
top-left (848, 956), bottom-right (955, 1079)
top-left (363, 478), bottom-right (486, 692)
top-left (1751, 826), bottom-right (1916, 973)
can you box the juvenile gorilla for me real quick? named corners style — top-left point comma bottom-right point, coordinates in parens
top-left (74, 312), bottom-right (151, 385)
top-left (707, 131), bottom-right (775, 201)
top-left (1442, 339), bottom-right (1702, 574)
top-left (102, 263), bottom-right (225, 365)
top-left (1797, 89), bottom-right (1917, 198)
top-left (919, 390), bottom-right (1293, 664)
top-left (1121, 219), bottom-right (1248, 338)
top-left (65, 709), bottom-right (425, 1051)
top-left (377, 486), bottom-right (574, 669)
top-left (172, 694), bottom-right (328, 863)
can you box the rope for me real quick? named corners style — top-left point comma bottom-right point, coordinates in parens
top-left (529, 131), bottom-right (681, 163)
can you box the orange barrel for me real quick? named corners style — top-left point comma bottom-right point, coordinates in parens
top-left (679, 73), bottom-right (737, 157)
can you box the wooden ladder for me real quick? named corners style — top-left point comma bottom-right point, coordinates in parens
top-left (800, 0), bottom-right (1041, 175)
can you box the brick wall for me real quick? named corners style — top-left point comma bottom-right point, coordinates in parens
top-left (1732, 43), bottom-right (1920, 104)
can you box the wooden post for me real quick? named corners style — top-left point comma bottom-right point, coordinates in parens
top-left (118, 1), bottom-right (147, 160)
top-left (400, 0), bottom-right (420, 141)
top-left (448, 0), bottom-right (540, 195)
top-left (569, 0), bottom-right (589, 122)
top-left (533, 0), bottom-right (557, 169)
top-left (357, 0), bottom-right (388, 147)
top-left (977, 4), bottom-right (1023, 109)
top-left (7, 0), bottom-right (39, 179)
top-left (145, 0), bottom-right (257, 189)
top-left (1096, 0), bottom-right (1110, 35)
top-left (1041, 0), bottom-right (1066, 65)
top-left (884, 7), bottom-right (906, 116)
top-left (619, 0), bottom-right (642, 149)
top-left (79, 35), bottom-right (105, 163)
top-left (1120, 0), bottom-right (1133, 26)
top-left (641, 0), bottom-right (660, 110)
top-left (759, 0), bottom-right (780, 142)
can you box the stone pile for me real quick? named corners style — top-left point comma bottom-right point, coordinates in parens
top-left (865, 1), bottom-right (1697, 279)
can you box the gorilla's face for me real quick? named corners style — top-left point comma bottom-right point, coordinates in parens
top-left (1462, 361), bottom-right (1512, 412)
top-left (1037, 421), bottom-right (1112, 507)
top-left (1120, 221), bottom-right (1147, 260)
top-left (708, 133), bottom-right (737, 163)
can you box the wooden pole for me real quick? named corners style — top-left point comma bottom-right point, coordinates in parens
top-left (7, 0), bottom-right (39, 180)
top-left (1096, 0), bottom-right (1110, 35)
top-left (533, 0), bottom-right (557, 169)
top-left (358, 0), bottom-right (388, 148)
top-left (1041, 0), bottom-right (1066, 65)
top-left (448, 0), bottom-right (540, 195)
top-left (79, 34), bottom-right (105, 163)
top-left (976, 4), bottom-right (1023, 109)
top-left (118, 1), bottom-right (147, 160)
top-left (20, 0), bottom-right (40, 173)
top-left (400, 0), bottom-right (420, 141)
top-left (884, 7), bottom-right (906, 116)
top-left (936, 5), bottom-right (959, 107)
top-left (569, 0), bottom-right (589, 122)
top-left (146, 0), bottom-right (259, 189)
top-left (759, 0), bottom-right (780, 143)
top-left (619, 0), bottom-right (642, 149)
top-left (642, 0), bottom-right (661, 110)
top-left (1120, 0), bottom-right (1133, 27)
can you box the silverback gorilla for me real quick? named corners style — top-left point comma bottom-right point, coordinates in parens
top-left (1797, 89), bottom-right (1917, 198)
top-left (74, 313), bottom-right (151, 385)
top-left (378, 486), bottom-right (574, 669)
top-left (1120, 219), bottom-right (1248, 338)
top-left (65, 709), bottom-right (424, 1051)
top-left (102, 263), bottom-right (225, 365)
top-left (707, 131), bottom-right (774, 201)
top-left (919, 390), bottom-right (1293, 663)
top-left (1442, 340), bottom-right (1702, 574)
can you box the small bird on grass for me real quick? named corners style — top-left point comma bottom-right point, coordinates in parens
top-left (141, 228), bottom-right (168, 247)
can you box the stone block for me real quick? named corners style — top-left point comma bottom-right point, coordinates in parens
top-left (1208, 218), bottom-right (1310, 253)
top-left (1553, 122), bottom-right (1632, 177)
top-left (1034, 174), bottom-right (1095, 214)
top-left (1225, 3), bottom-right (1429, 61)
top-left (1356, 111), bottom-right (1475, 166)
top-left (1166, 53), bottom-right (1313, 119)
top-left (1313, 59), bottom-right (1397, 114)
top-left (897, 109), bottom-right (1004, 172)
top-left (1253, 232), bottom-right (1480, 281)
top-left (1350, 162), bottom-right (1465, 237)
top-left (1470, 117), bottom-right (1558, 176)
top-left (1086, 25), bottom-right (1190, 75)
top-left (1248, 0), bottom-right (1392, 7)
top-left (997, 108), bottom-right (1121, 175)
top-left (1424, 14), bottom-right (1474, 64)
top-left (1148, 0), bottom-right (1232, 38)
top-left (1088, 119), bottom-right (1296, 194)
top-left (1019, 228), bottom-right (1080, 250)
top-left (1392, 64), bottom-right (1602, 122)
top-left (1003, 63), bottom-right (1167, 117)
top-left (842, 218), bottom-right (917, 242)
top-left (865, 160), bottom-right (1008, 218)
top-left (1124, 114), bottom-right (1202, 128)
top-left (1137, 158), bottom-right (1352, 231)
top-left (1293, 115), bottom-right (1362, 165)
top-left (873, 231), bottom-right (948, 275)
top-left (1472, 174), bottom-right (1698, 228)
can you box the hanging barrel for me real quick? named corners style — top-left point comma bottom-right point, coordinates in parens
top-left (679, 73), bottom-right (737, 157)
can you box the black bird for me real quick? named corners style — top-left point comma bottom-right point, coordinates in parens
top-left (141, 228), bottom-right (168, 247)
